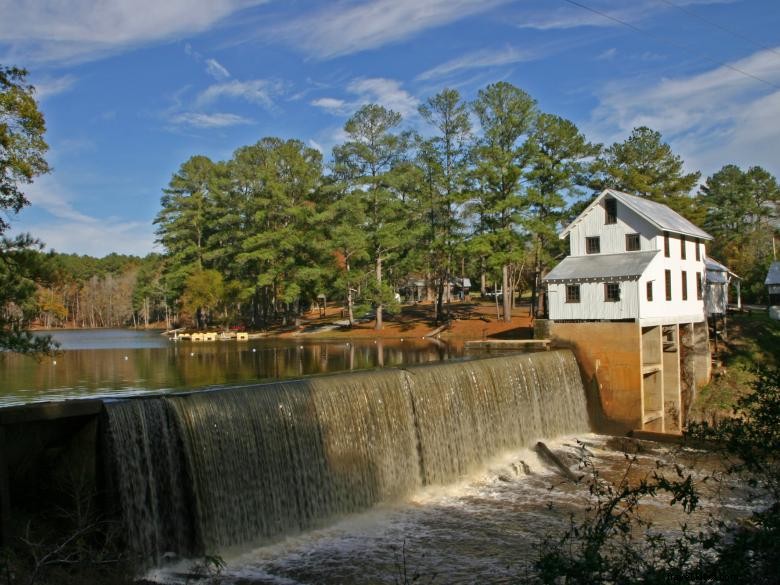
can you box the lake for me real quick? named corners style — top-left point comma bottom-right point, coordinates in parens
top-left (0, 329), bottom-right (467, 406)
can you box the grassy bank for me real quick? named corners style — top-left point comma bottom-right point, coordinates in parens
top-left (690, 310), bottom-right (779, 423)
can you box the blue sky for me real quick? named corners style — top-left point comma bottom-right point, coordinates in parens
top-left (2, 0), bottom-right (779, 257)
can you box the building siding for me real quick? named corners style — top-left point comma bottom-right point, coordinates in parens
top-left (551, 195), bottom-right (707, 324)
top-left (548, 280), bottom-right (639, 320)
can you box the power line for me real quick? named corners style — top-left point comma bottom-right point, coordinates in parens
top-left (657, 0), bottom-right (780, 59)
top-left (560, 0), bottom-right (780, 91)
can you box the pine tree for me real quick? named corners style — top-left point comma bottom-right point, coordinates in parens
top-left (594, 126), bottom-right (701, 221)
top-left (470, 82), bottom-right (537, 322)
top-left (525, 113), bottom-right (600, 315)
top-left (418, 88), bottom-right (472, 322)
top-left (332, 104), bottom-right (411, 330)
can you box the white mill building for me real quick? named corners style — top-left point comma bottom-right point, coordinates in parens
top-left (541, 189), bottom-right (712, 434)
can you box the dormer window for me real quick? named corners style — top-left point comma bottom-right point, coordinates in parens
top-left (586, 236), bottom-right (601, 254)
top-left (605, 198), bottom-right (617, 224)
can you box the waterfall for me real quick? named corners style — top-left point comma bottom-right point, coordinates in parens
top-left (103, 350), bottom-right (589, 563)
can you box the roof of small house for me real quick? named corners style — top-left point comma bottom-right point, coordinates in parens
top-left (560, 189), bottom-right (713, 241)
top-left (543, 250), bottom-right (659, 283)
top-left (705, 257), bottom-right (740, 283)
top-left (766, 261), bottom-right (780, 285)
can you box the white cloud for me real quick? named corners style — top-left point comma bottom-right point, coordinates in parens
top-left (312, 78), bottom-right (419, 118)
top-left (308, 139), bottom-right (324, 153)
top-left (0, 0), bottom-right (268, 63)
top-left (169, 112), bottom-right (253, 128)
top-left (588, 47), bottom-right (780, 178)
top-left (417, 46), bottom-right (535, 81)
top-left (15, 218), bottom-right (157, 257)
top-left (11, 176), bottom-right (157, 256)
top-left (195, 79), bottom-right (284, 109)
top-left (347, 78), bottom-right (419, 117)
top-left (273, 0), bottom-right (508, 59)
top-left (311, 97), bottom-right (348, 113)
top-left (205, 58), bottom-right (231, 80)
top-left (33, 74), bottom-right (77, 99)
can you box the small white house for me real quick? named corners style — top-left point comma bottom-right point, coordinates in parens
top-left (544, 189), bottom-right (713, 326)
top-left (704, 257), bottom-right (741, 316)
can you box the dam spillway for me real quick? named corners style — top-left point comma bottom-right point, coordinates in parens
top-left (101, 350), bottom-right (589, 564)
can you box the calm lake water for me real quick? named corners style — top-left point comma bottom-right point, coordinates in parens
top-left (0, 329), bottom-right (467, 406)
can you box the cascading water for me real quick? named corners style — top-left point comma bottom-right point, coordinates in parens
top-left (103, 350), bottom-right (589, 564)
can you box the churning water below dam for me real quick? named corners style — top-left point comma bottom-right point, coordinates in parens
top-left (146, 433), bottom-right (746, 585)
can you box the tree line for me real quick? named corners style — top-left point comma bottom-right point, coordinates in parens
top-left (1, 68), bottom-right (778, 340)
top-left (153, 82), bottom-right (778, 330)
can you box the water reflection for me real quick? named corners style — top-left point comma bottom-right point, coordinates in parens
top-left (0, 330), bottom-right (467, 405)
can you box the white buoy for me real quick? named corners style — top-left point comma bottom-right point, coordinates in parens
top-left (124, 355), bottom-right (128, 360)
top-left (252, 348), bottom-right (256, 352)
top-left (52, 360), bottom-right (57, 365)
top-left (190, 352), bottom-right (195, 357)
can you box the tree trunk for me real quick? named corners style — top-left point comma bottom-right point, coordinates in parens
top-left (436, 279), bottom-right (445, 324)
top-left (346, 260), bottom-right (354, 327)
top-left (502, 264), bottom-right (511, 323)
top-left (375, 255), bottom-right (383, 330)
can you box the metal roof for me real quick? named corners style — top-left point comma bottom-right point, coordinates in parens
top-left (543, 250), bottom-right (659, 282)
top-left (706, 271), bottom-right (727, 284)
top-left (705, 257), bottom-right (740, 280)
top-left (560, 189), bottom-right (713, 241)
top-left (766, 261), bottom-right (780, 285)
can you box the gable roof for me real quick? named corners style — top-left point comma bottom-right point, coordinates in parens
top-left (543, 250), bottom-right (659, 282)
top-left (766, 261), bottom-right (780, 286)
top-left (560, 189), bottom-right (713, 241)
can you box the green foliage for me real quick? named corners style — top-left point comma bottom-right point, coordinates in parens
top-left (524, 113), bottom-right (600, 311)
top-left (594, 126), bottom-right (701, 221)
top-left (332, 104), bottom-right (414, 329)
top-left (0, 235), bottom-right (57, 353)
top-left (0, 65), bottom-right (55, 353)
top-left (0, 66), bottom-right (50, 233)
top-left (416, 88), bottom-right (472, 322)
top-left (182, 269), bottom-right (224, 329)
top-left (700, 164), bottom-right (779, 303)
top-left (470, 82), bottom-right (538, 320)
top-left (154, 155), bottom-right (222, 297)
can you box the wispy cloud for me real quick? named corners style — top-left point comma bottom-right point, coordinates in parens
top-left (205, 58), bottom-right (231, 80)
top-left (0, 0), bottom-right (268, 64)
top-left (33, 74), bottom-right (78, 99)
top-left (514, 0), bottom-right (734, 31)
top-left (272, 0), bottom-right (508, 59)
top-left (311, 77), bottom-right (419, 118)
top-left (596, 47), bottom-right (618, 61)
top-left (417, 46), bottom-right (535, 81)
top-left (12, 175), bottom-right (157, 256)
top-left (588, 47), bottom-right (780, 177)
top-left (195, 78), bottom-right (284, 109)
top-left (169, 111), bottom-right (253, 128)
